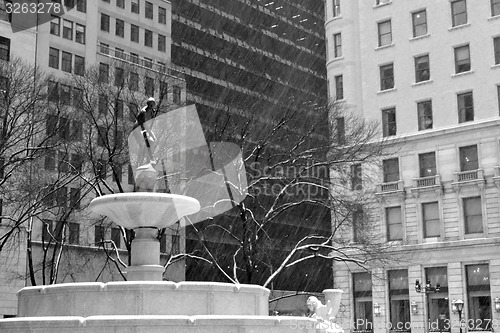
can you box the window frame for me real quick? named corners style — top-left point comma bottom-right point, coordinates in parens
top-left (454, 44), bottom-right (471, 74)
top-left (61, 51), bottom-right (72, 73)
top-left (386, 206), bottom-right (403, 241)
top-left (75, 24), bottom-right (85, 44)
top-left (158, 6), bottom-right (166, 24)
top-left (62, 19), bottom-right (73, 40)
top-left (131, 24), bottom-right (139, 43)
top-left (145, 1), bottom-right (153, 19)
top-left (493, 0), bottom-right (500, 16)
top-left (494, 36), bottom-right (500, 65)
top-left (100, 13), bottom-right (110, 32)
top-left (415, 54), bottom-right (430, 82)
top-left (422, 201), bottom-right (440, 238)
top-left (115, 18), bottom-right (124, 38)
top-left (451, 0), bottom-right (467, 27)
top-left (378, 20), bottom-right (392, 47)
top-left (382, 107), bottom-right (396, 137)
top-left (50, 15), bottom-right (60, 36)
top-left (333, 33), bottom-right (342, 58)
top-left (380, 63), bottom-right (394, 91)
top-left (412, 9), bottom-right (427, 37)
top-left (463, 197), bottom-right (483, 234)
top-left (144, 29), bottom-right (153, 47)
top-left (333, 0), bottom-right (341, 17)
top-left (419, 151), bottom-right (436, 177)
top-left (383, 158), bottom-right (399, 183)
top-left (49, 47), bottom-right (59, 69)
top-left (457, 91), bottom-right (474, 123)
top-left (459, 145), bottom-right (478, 172)
top-left (334, 74), bottom-right (343, 100)
top-left (417, 99), bottom-right (433, 131)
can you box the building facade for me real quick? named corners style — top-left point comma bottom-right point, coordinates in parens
top-left (326, 1), bottom-right (500, 333)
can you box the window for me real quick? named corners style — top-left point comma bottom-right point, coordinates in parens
top-left (116, 0), bottom-right (124, 8)
top-left (48, 81), bottom-right (59, 102)
top-left (96, 159), bottom-right (106, 179)
top-left (417, 100), bottom-right (433, 131)
top-left (171, 234), bottom-right (180, 254)
top-left (425, 267), bottom-right (449, 327)
top-left (383, 158), bottom-right (399, 182)
top-left (63, 19), bottom-right (73, 40)
top-left (412, 10), bottom-right (427, 37)
top-left (464, 197), bottom-right (483, 234)
top-left (131, 24), bottom-right (139, 42)
top-left (45, 149), bottom-right (56, 171)
top-left (159, 232), bottom-right (167, 253)
top-left (145, 77), bottom-right (154, 96)
top-left (466, 264), bottom-right (491, 330)
top-left (376, 0), bottom-right (390, 4)
top-left (128, 164), bottom-right (135, 184)
top-left (100, 13), bottom-right (110, 32)
top-left (76, 0), bottom-right (86, 12)
top-left (71, 120), bottom-right (83, 141)
top-left (145, 1), bottom-right (153, 19)
top-left (75, 24), bottom-right (85, 44)
top-left (333, 33), bottom-right (342, 57)
top-left (382, 107), bottom-right (396, 137)
top-left (0, 37), bottom-right (10, 61)
top-left (389, 270), bottom-right (410, 331)
top-left (129, 103), bottom-right (138, 122)
top-left (115, 18), bottom-right (124, 37)
top-left (58, 152), bottom-right (69, 173)
top-left (111, 228), bottom-right (121, 248)
top-left (415, 55), bottom-right (430, 82)
top-left (65, 0), bottom-right (75, 6)
top-left (158, 34), bottom-right (166, 52)
top-left (131, 0), bottom-right (139, 14)
top-left (498, 86), bottom-right (500, 114)
top-left (336, 117), bottom-right (345, 145)
top-left (144, 29), bottom-right (153, 47)
top-left (454, 45), bottom-right (471, 73)
top-left (159, 6), bottom-right (166, 24)
top-left (74, 55), bottom-right (84, 76)
top-left (49, 47), bottom-right (59, 69)
top-left (99, 42), bottom-right (109, 55)
top-left (42, 220), bottom-right (53, 242)
top-left (494, 37), bottom-right (500, 65)
top-left (353, 272), bottom-right (373, 331)
top-left (143, 57), bottom-right (152, 68)
top-left (114, 67), bottom-right (124, 87)
top-left (173, 85), bottom-right (181, 104)
top-left (459, 145), bottom-right (478, 171)
top-left (159, 81), bottom-right (168, 100)
top-left (61, 52), bottom-right (72, 73)
top-left (50, 15), bottom-right (60, 35)
top-left (99, 63), bottom-right (109, 83)
top-left (95, 226), bottom-right (105, 245)
top-left (333, 0), bottom-right (340, 17)
top-left (130, 53), bottom-right (139, 64)
top-left (68, 222), bottom-right (80, 244)
top-left (352, 205), bottom-right (364, 242)
top-left (380, 63), bottom-right (394, 90)
top-left (378, 20), bottom-right (392, 47)
top-left (451, 0), bottom-right (467, 27)
top-left (59, 85), bottom-right (71, 106)
top-left (115, 99), bottom-right (123, 119)
top-left (97, 126), bottom-right (107, 147)
top-left (423, 202), bottom-right (440, 238)
top-left (0, 0), bottom-right (12, 22)
top-left (458, 91), bottom-right (474, 123)
top-left (334, 75), bottom-right (343, 100)
top-left (351, 164), bottom-right (362, 190)
top-left (419, 152), bottom-right (436, 178)
top-left (386, 206), bottom-right (402, 241)
top-left (98, 95), bottom-right (107, 114)
top-left (129, 72), bottom-right (139, 91)
top-left (493, 0), bottom-right (500, 16)
top-left (69, 187), bottom-right (80, 208)
top-left (112, 162), bottom-right (122, 182)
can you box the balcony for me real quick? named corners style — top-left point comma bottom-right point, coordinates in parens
top-left (375, 180), bottom-right (405, 200)
top-left (411, 175), bottom-right (443, 198)
top-left (452, 169), bottom-right (485, 192)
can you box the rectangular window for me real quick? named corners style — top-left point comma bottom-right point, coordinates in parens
top-left (466, 264), bottom-right (492, 330)
top-left (99, 63), bottom-right (109, 83)
top-left (99, 42), bottom-right (109, 55)
top-left (419, 152), bottom-right (436, 177)
top-left (63, 19), bottom-right (73, 40)
top-left (415, 54), bottom-right (430, 82)
top-left (353, 272), bottom-right (373, 331)
top-left (0, 36), bottom-right (10, 61)
top-left (74, 55), bottom-right (84, 76)
top-left (58, 151), bottom-right (69, 173)
top-left (171, 234), bottom-right (180, 255)
top-left (75, 24), bottom-right (85, 44)
top-left (418, 100), bottom-right (433, 130)
top-left (128, 164), bottom-right (135, 184)
top-left (49, 47), bottom-right (59, 69)
top-left (45, 149), bottom-right (56, 171)
top-left (50, 15), bottom-right (60, 35)
top-left (459, 145), bottom-right (478, 171)
top-left (71, 121), bottom-right (83, 141)
top-left (129, 72), bottom-right (139, 91)
top-left (454, 45), bottom-right (471, 73)
top-left (159, 6), bottom-right (166, 24)
top-left (130, 53), bottom-right (139, 64)
top-left (48, 81), bottom-right (59, 102)
top-left (112, 162), bottom-right (122, 182)
top-left (76, 0), bottom-right (86, 12)
top-left (59, 85), bottom-right (71, 106)
top-left (69, 187), bottom-right (80, 208)
top-left (376, 0), bottom-right (390, 4)
top-left (114, 67), bottom-right (124, 87)
top-left (111, 228), bottom-right (121, 248)
top-left (352, 205), bottom-right (364, 242)
top-left (334, 75), bottom-right (343, 100)
top-left (333, 0), bottom-right (341, 17)
top-left (386, 206), bottom-right (402, 241)
top-left (425, 267), bottom-right (450, 327)
top-left (333, 33), bottom-right (342, 57)
top-left (493, 0), bottom-right (500, 16)
top-left (115, 18), bottom-right (124, 37)
top-left (494, 37), bottom-right (500, 65)
top-left (464, 197), bottom-right (483, 234)
top-left (451, 0), bottom-right (467, 27)
top-left (378, 20), bottom-right (392, 47)
top-left (42, 220), bottom-right (53, 242)
top-left (458, 91), bottom-right (474, 123)
top-left (61, 52), bottom-right (72, 73)
top-left (412, 10), bottom-right (427, 37)
top-left (389, 270), bottom-right (410, 330)
top-left (129, 103), bottom-right (138, 122)
top-left (145, 77), bottom-right (154, 96)
top-left (145, 1), bottom-right (153, 19)
top-left (423, 202), bottom-right (440, 238)
top-left (158, 34), bottom-right (166, 52)
top-left (173, 85), bottom-right (181, 104)
top-left (159, 81), bottom-right (168, 100)
top-left (144, 29), bottom-right (153, 47)
top-left (131, 0), bottom-right (139, 14)
top-left (380, 63), bottom-right (394, 90)
top-left (382, 107), bottom-right (396, 137)
top-left (97, 126), bottom-right (107, 147)
top-left (351, 164), bottom-right (362, 191)
top-left (336, 117), bottom-right (345, 145)
top-left (383, 158), bottom-right (399, 182)
top-left (0, 0), bottom-right (12, 22)
top-left (143, 57), bottom-right (152, 68)
top-left (68, 222), bottom-right (80, 244)
top-left (100, 13), bottom-right (110, 32)
top-left (498, 86), bottom-right (500, 114)
top-left (115, 99), bottom-right (123, 119)
top-left (94, 226), bottom-right (105, 245)
top-left (131, 24), bottom-right (139, 42)
top-left (96, 159), bottom-right (106, 179)
top-left (98, 94), bottom-right (107, 114)
top-left (116, 0), bottom-right (124, 8)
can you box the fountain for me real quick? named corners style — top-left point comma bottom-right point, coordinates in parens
top-left (0, 105), bottom-right (343, 332)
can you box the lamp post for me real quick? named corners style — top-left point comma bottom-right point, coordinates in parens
top-left (415, 280), bottom-right (442, 331)
top-left (453, 299), bottom-right (464, 333)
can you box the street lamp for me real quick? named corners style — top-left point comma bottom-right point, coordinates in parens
top-left (453, 299), bottom-right (464, 333)
top-left (415, 279), bottom-right (440, 293)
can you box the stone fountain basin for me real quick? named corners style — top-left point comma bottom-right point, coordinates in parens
top-left (17, 282), bottom-right (270, 317)
top-left (88, 193), bottom-right (200, 229)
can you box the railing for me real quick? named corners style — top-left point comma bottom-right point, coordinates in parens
top-left (454, 169), bottom-right (482, 182)
top-left (413, 175), bottom-right (440, 188)
top-left (379, 180), bottom-right (403, 192)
